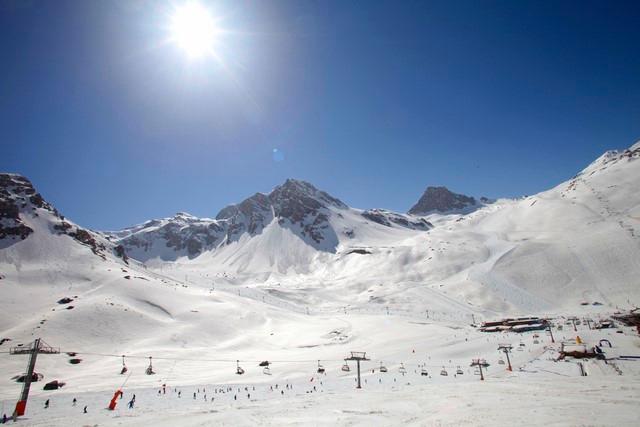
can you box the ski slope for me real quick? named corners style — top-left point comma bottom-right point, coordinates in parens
top-left (0, 142), bottom-right (639, 425)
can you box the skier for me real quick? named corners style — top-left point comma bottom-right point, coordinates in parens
top-left (72, 398), bottom-right (77, 406)
top-left (128, 399), bottom-right (134, 409)
top-left (44, 399), bottom-right (50, 409)
top-left (83, 406), bottom-right (87, 414)
top-left (193, 392), bottom-right (196, 399)
top-left (178, 391), bottom-right (182, 398)
top-left (2, 413), bottom-right (7, 424)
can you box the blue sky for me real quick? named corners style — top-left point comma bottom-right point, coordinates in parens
top-left (1, 0), bottom-right (639, 230)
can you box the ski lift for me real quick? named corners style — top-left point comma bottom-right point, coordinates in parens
top-left (317, 360), bottom-right (325, 374)
top-left (263, 366), bottom-right (272, 375)
top-left (519, 342), bottom-right (525, 347)
top-left (474, 368), bottom-right (481, 375)
top-left (341, 360), bottom-right (350, 372)
top-left (533, 333), bottom-right (539, 338)
top-left (399, 363), bottom-right (407, 375)
top-left (533, 339), bottom-right (540, 344)
top-left (456, 366), bottom-right (464, 375)
top-left (120, 355), bottom-right (128, 375)
top-left (498, 358), bottom-right (505, 365)
top-left (420, 368), bottom-right (428, 376)
top-left (440, 367), bottom-right (448, 376)
top-left (145, 356), bottom-right (155, 375)
top-left (517, 346), bottom-right (524, 352)
top-left (379, 362), bottom-right (388, 373)
top-left (236, 360), bottom-right (245, 375)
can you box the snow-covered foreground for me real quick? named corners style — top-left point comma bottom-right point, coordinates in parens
top-left (2, 320), bottom-right (640, 426)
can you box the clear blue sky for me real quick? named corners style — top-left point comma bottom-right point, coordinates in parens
top-left (1, 0), bottom-right (639, 230)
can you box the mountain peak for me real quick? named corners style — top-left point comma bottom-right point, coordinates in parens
top-left (408, 186), bottom-right (477, 215)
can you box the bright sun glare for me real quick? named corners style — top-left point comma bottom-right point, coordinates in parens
top-left (170, 2), bottom-right (217, 58)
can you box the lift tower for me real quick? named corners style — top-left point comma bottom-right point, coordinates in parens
top-left (10, 338), bottom-right (60, 418)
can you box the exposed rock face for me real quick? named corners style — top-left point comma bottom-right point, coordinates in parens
top-left (218, 179), bottom-right (347, 245)
top-left (0, 174), bottom-right (37, 241)
top-left (0, 173), bottom-right (107, 257)
top-left (408, 186), bottom-right (477, 215)
top-left (361, 209), bottom-right (432, 230)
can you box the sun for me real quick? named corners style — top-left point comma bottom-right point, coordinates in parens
top-left (170, 2), bottom-right (217, 58)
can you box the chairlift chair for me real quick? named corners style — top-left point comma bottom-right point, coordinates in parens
top-left (420, 367), bottom-right (428, 376)
top-left (498, 358), bottom-right (505, 365)
top-left (398, 363), bottom-right (407, 374)
top-left (456, 366), bottom-right (464, 375)
top-left (145, 356), bottom-right (155, 375)
top-left (517, 346), bottom-right (524, 352)
top-left (236, 360), bottom-right (245, 375)
top-left (440, 367), bottom-right (448, 376)
top-left (263, 366), bottom-right (272, 375)
top-left (341, 360), bottom-right (350, 372)
top-left (533, 339), bottom-right (540, 344)
top-left (379, 362), bottom-right (388, 373)
top-left (317, 360), bottom-right (325, 374)
top-left (120, 355), bottom-right (128, 375)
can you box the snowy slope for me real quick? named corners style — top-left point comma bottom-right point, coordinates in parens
top-left (0, 143), bottom-right (639, 425)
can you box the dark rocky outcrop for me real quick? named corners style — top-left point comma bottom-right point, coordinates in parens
top-left (408, 186), bottom-right (477, 215)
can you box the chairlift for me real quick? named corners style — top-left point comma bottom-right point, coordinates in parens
top-left (498, 358), bottom-right (505, 365)
top-left (533, 339), bottom-right (540, 344)
top-left (420, 367), bottom-right (428, 376)
top-left (120, 355), bottom-right (128, 375)
top-left (474, 368), bottom-right (481, 375)
top-left (379, 362), bottom-right (388, 373)
top-left (236, 360), bottom-right (245, 375)
top-left (399, 363), bottom-right (407, 374)
top-left (456, 366), bottom-right (464, 375)
top-left (532, 333), bottom-right (539, 338)
top-left (341, 360), bottom-right (351, 372)
top-left (317, 360), bottom-right (325, 374)
top-left (440, 366), bottom-right (448, 376)
top-left (517, 346), bottom-right (524, 352)
top-left (519, 342), bottom-right (525, 347)
top-left (145, 356), bottom-right (155, 375)
top-left (263, 366), bottom-right (272, 375)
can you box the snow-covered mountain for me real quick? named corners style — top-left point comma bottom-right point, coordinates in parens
top-left (107, 178), bottom-right (432, 262)
top-left (1, 143), bottom-right (639, 424)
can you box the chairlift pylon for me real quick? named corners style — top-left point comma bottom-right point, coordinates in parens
top-left (145, 356), bottom-right (155, 375)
